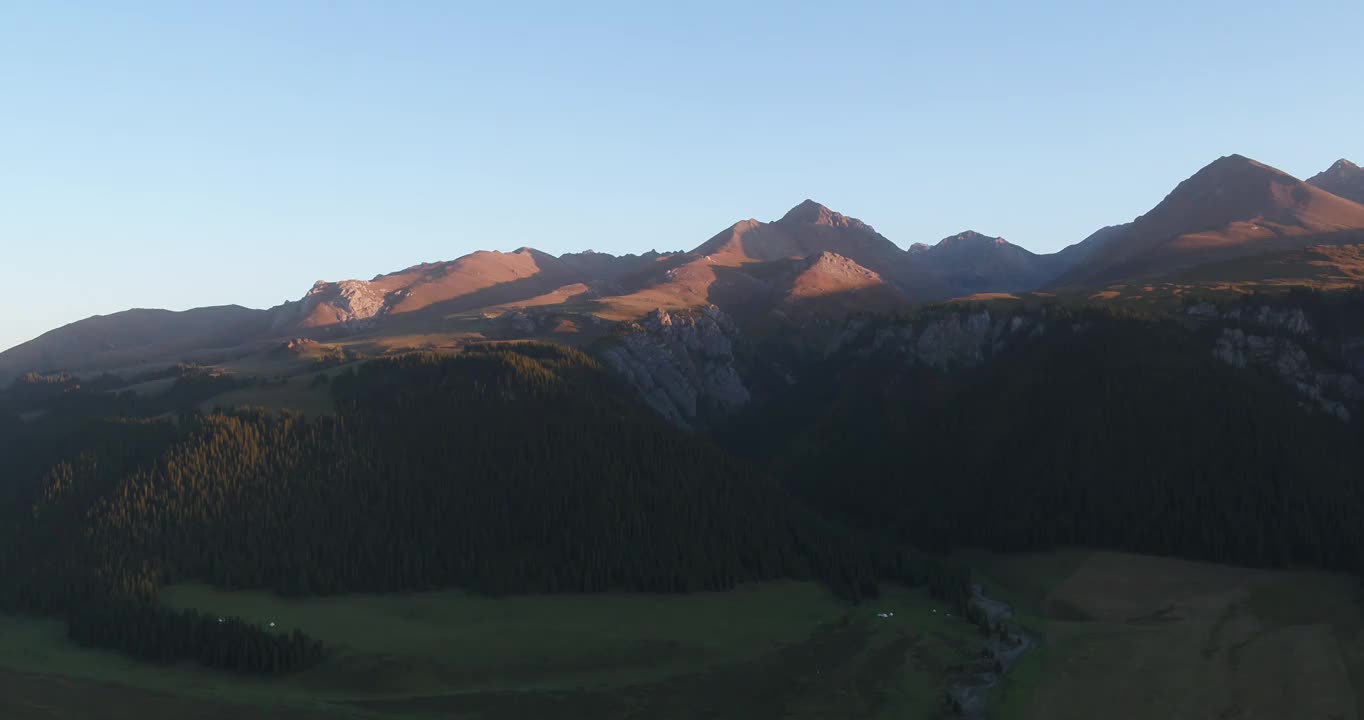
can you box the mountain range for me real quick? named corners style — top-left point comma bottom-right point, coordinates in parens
top-left (5, 154), bottom-right (1364, 383)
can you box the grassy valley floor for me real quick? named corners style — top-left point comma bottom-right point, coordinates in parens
top-left (0, 582), bottom-right (981, 720)
top-left (971, 550), bottom-right (1364, 720)
top-left (8, 550), bottom-right (1362, 719)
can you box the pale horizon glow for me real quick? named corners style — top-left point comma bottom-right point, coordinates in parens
top-left (2, 1), bottom-right (1362, 351)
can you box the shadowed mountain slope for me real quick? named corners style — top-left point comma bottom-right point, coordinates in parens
top-left (1307, 159), bottom-right (1364, 205)
top-left (911, 231), bottom-right (1058, 295)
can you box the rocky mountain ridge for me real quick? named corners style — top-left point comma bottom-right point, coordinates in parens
top-left (7, 154), bottom-right (1364, 387)
top-left (1307, 159), bottom-right (1364, 205)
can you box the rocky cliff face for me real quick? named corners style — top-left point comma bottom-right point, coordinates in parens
top-left (302, 280), bottom-right (391, 326)
top-left (830, 307), bottom-right (1045, 368)
top-left (1189, 301), bottom-right (1364, 421)
top-left (598, 306), bottom-right (750, 429)
top-left (1212, 329), bottom-right (1361, 420)
top-left (269, 279), bottom-right (395, 334)
top-left (838, 300), bottom-right (1364, 424)
top-left (603, 305), bottom-right (1051, 427)
top-left (605, 297), bottom-right (1364, 429)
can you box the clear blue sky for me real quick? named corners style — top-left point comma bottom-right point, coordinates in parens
top-left (3, 1), bottom-right (1361, 352)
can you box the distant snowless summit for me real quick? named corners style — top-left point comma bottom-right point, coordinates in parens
top-left (4, 154), bottom-right (1364, 382)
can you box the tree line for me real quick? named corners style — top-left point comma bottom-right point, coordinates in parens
top-left (68, 600), bottom-right (324, 674)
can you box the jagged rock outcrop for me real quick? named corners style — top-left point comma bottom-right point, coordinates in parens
top-left (1222, 305), bottom-right (1313, 335)
top-left (1213, 329), bottom-right (1361, 420)
top-left (270, 337), bottom-right (320, 358)
top-left (1189, 301), bottom-right (1364, 421)
top-left (832, 308), bottom-right (1044, 368)
top-left (304, 280), bottom-right (389, 325)
top-left (598, 306), bottom-right (750, 428)
top-left (498, 309), bottom-right (540, 335)
top-left (827, 300), bottom-right (1364, 426)
top-left (268, 280), bottom-right (394, 334)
